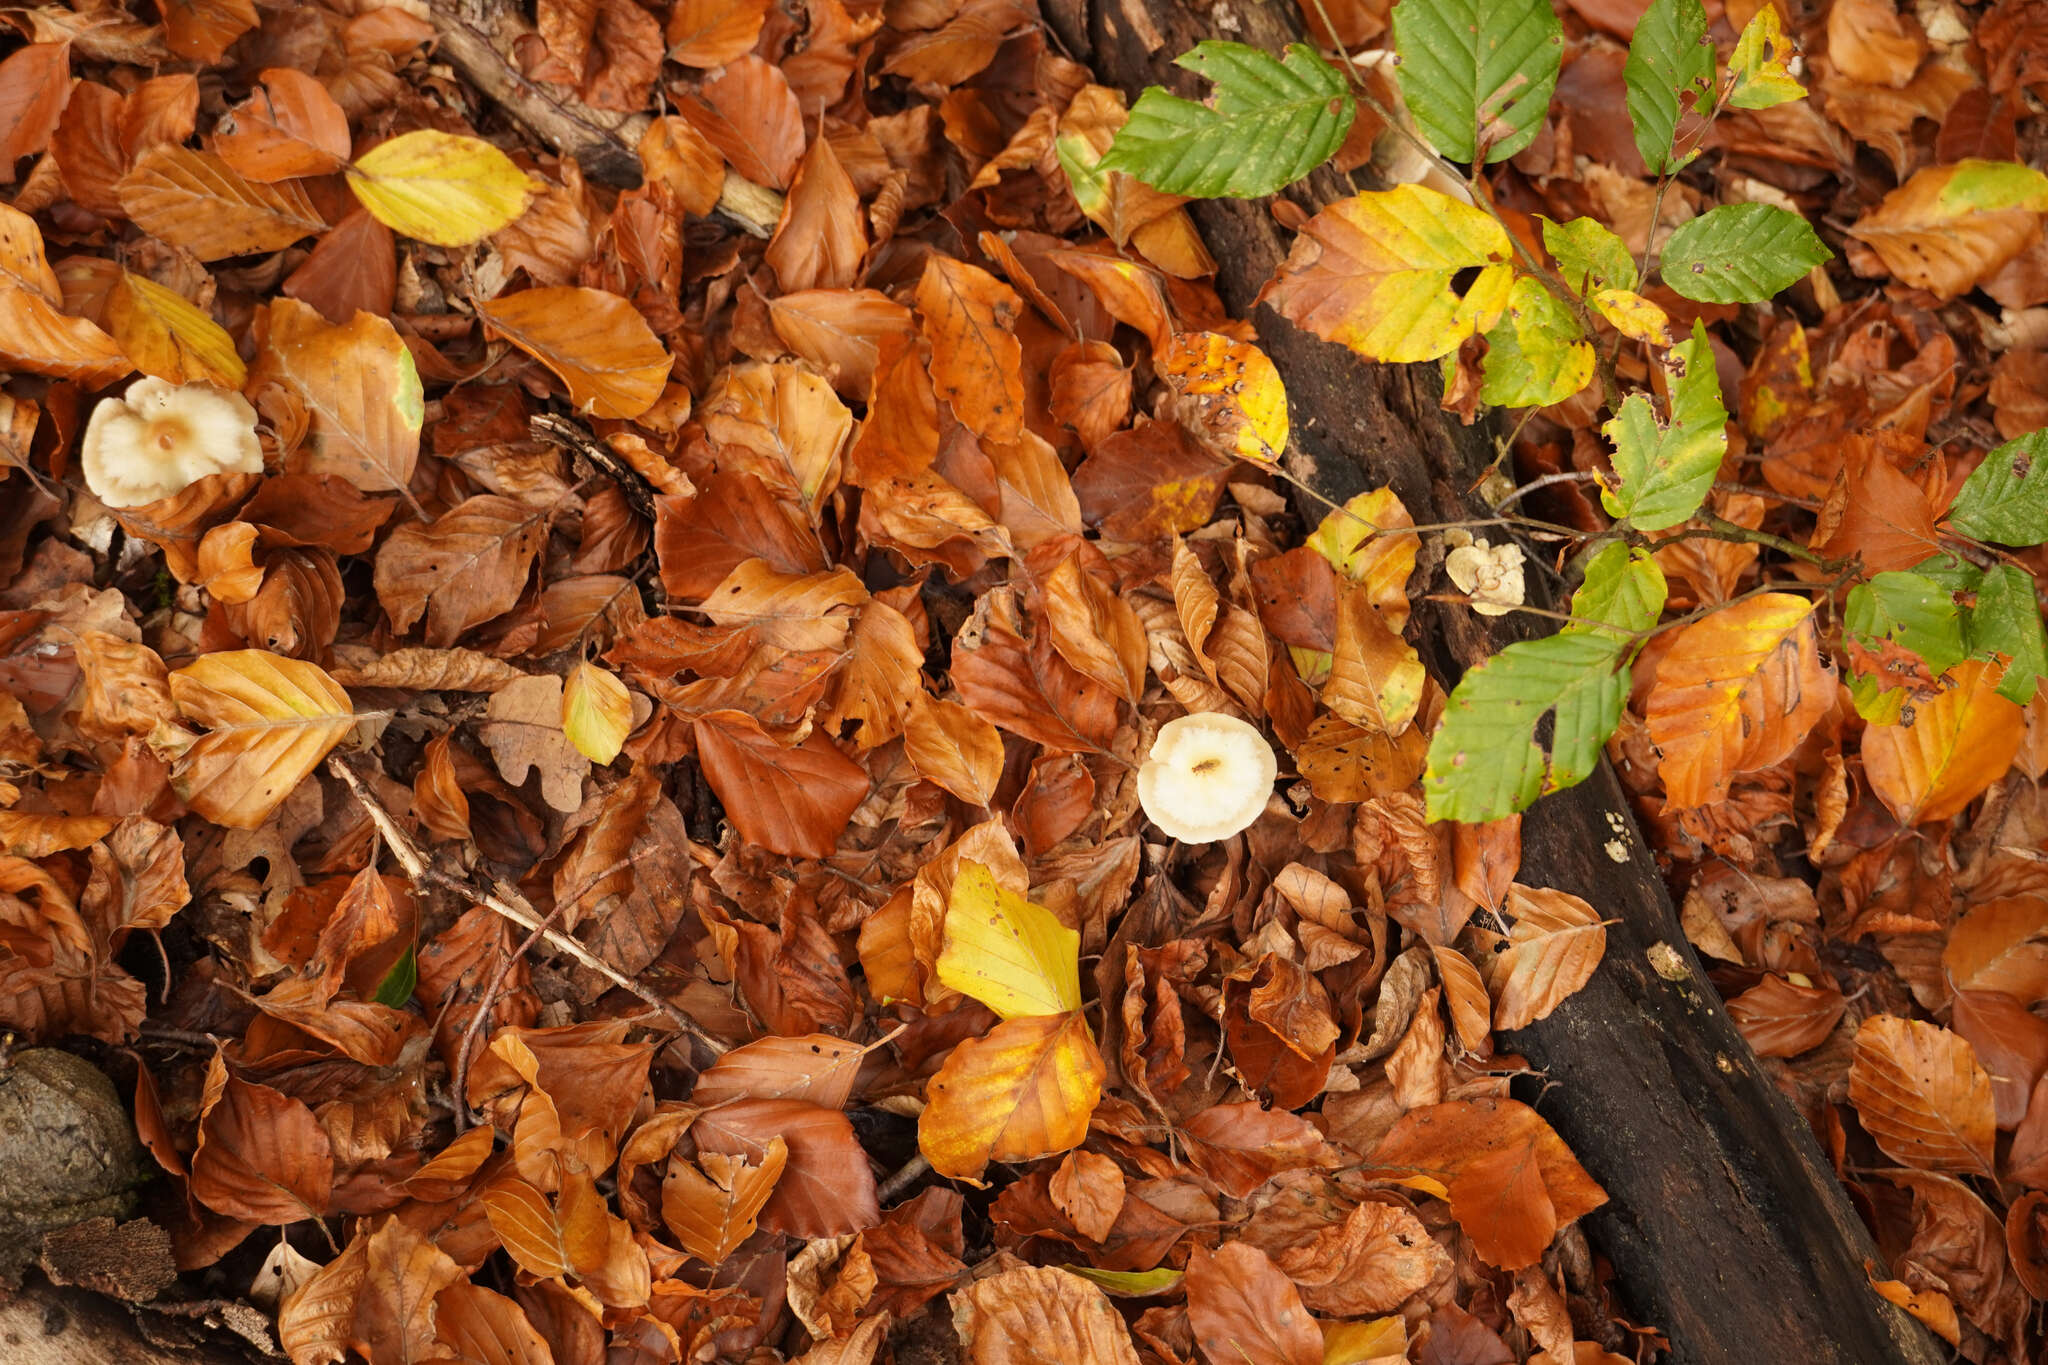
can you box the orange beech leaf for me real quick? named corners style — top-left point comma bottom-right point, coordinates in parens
top-left (1849, 1014), bottom-right (1998, 1176)
top-left (1049, 1151), bottom-right (1125, 1243)
top-left (1049, 338), bottom-right (1133, 453)
top-left (352, 1216), bottom-right (469, 1363)
top-left (880, 0), bottom-right (1025, 85)
top-left (1178, 1102), bottom-right (1341, 1199)
top-left (1158, 331), bottom-right (1289, 464)
top-left (920, 1012), bottom-right (1106, 1182)
top-left (667, 0), bottom-right (769, 66)
top-left (691, 1097), bottom-right (880, 1238)
top-left (824, 599), bottom-right (924, 749)
top-left (160, 0), bottom-right (259, 63)
top-left (432, 1282), bottom-right (555, 1365)
top-left (283, 209), bottom-right (398, 324)
top-left (2009, 1190), bottom-right (2048, 1300)
top-left (373, 495), bottom-right (548, 647)
top-left (1184, 1242), bottom-right (1321, 1365)
top-left (950, 598), bottom-right (1121, 754)
top-left (693, 1033), bottom-right (866, 1108)
top-left (116, 144), bottom-right (327, 260)
top-left (664, 1138), bottom-right (789, 1265)
top-left (1725, 973), bottom-right (1847, 1058)
top-left (0, 43), bottom-right (72, 178)
top-left (213, 69), bottom-right (351, 181)
top-left (253, 298), bottom-right (422, 497)
top-left (1811, 435), bottom-right (1943, 573)
top-left (1643, 592), bottom-right (1835, 809)
top-left (1042, 554), bottom-right (1148, 704)
top-left (1373, 1098), bottom-right (1608, 1270)
top-left (1862, 658), bottom-right (2024, 825)
top-left (699, 361), bottom-right (853, 515)
top-left (1849, 160), bottom-right (2048, 298)
top-left (1943, 897), bottom-right (2048, 1000)
top-left (950, 1264), bottom-right (1141, 1365)
top-left (637, 115), bottom-right (725, 216)
top-left (477, 286), bottom-right (671, 420)
top-left (767, 135), bottom-right (864, 293)
top-left (162, 650), bottom-right (355, 828)
top-left (680, 54), bottom-right (804, 189)
top-left (767, 288), bottom-right (918, 400)
top-left (699, 559), bottom-right (866, 651)
top-left (903, 692), bottom-right (1006, 806)
top-left (917, 255), bottom-right (1028, 444)
top-left (189, 1052), bottom-right (334, 1224)
top-left (1472, 885), bottom-right (1607, 1032)
top-left (692, 709), bottom-right (869, 858)
top-left (278, 1233), bottom-right (368, 1365)
top-left (1326, 580), bottom-right (1423, 735)
top-left (0, 204), bottom-right (133, 386)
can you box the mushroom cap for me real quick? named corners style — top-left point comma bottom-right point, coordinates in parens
top-left (81, 377), bottom-right (263, 509)
top-left (1444, 535), bottom-right (1526, 617)
top-left (1137, 712), bottom-right (1278, 844)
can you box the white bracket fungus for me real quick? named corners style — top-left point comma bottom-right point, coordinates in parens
top-left (1137, 712), bottom-right (1278, 844)
top-left (1443, 529), bottom-right (1526, 617)
top-left (82, 378), bottom-right (263, 509)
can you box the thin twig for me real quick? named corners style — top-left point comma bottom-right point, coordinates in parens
top-left (450, 897), bottom-right (571, 1131)
top-left (326, 756), bottom-right (729, 1054)
top-left (875, 1154), bottom-right (930, 1203)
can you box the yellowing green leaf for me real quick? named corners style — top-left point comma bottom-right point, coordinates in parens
top-left (1479, 276), bottom-right (1592, 408)
top-left (937, 860), bottom-right (1082, 1019)
top-left (1848, 159), bottom-right (2048, 299)
top-left (1260, 185), bottom-right (1513, 363)
top-left (1590, 288), bottom-right (1672, 344)
top-left (1726, 5), bottom-right (1806, 110)
top-left (346, 130), bottom-right (538, 247)
top-left (560, 661), bottom-right (631, 765)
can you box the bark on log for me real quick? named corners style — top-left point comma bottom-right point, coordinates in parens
top-left (1043, 3), bottom-right (1946, 1362)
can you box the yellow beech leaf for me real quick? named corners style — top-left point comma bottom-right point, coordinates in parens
top-left (919, 1012), bottom-right (1106, 1181)
top-left (477, 287), bottom-right (672, 420)
top-left (1848, 159), bottom-right (2048, 299)
top-left (1590, 287), bottom-right (1673, 345)
top-left (560, 661), bottom-right (632, 765)
top-left (105, 271), bottom-right (246, 388)
top-left (937, 861), bottom-right (1082, 1019)
top-left (162, 649), bottom-right (355, 828)
top-left (1643, 593), bottom-right (1835, 809)
top-left (1157, 331), bottom-right (1288, 463)
top-left (1862, 657), bottom-right (2023, 825)
top-left (1259, 184), bottom-right (1513, 363)
top-left (1306, 487), bottom-right (1420, 629)
top-left (346, 130), bottom-right (538, 247)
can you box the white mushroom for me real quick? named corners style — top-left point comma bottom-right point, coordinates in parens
top-left (81, 378), bottom-right (263, 509)
top-left (1444, 529), bottom-right (1526, 617)
top-left (1137, 712), bottom-right (1277, 844)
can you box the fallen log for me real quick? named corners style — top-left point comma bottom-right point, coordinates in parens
top-left (1041, 2), bottom-right (1946, 1361)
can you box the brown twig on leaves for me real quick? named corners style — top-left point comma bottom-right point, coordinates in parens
top-left (326, 756), bottom-right (729, 1054)
top-left (531, 413), bottom-right (660, 521)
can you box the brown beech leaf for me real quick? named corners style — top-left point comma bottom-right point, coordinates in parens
top-left (478, 286), bottom-right (672, 420)
top-left (163, 650), bottom-right (355, 829)
top-left (699, 361), bottom-right (853, 518)
top-left (920, 1013), bottom-right (1106, 1182)
top-left (253, 299), bottom-right (423, 498)
top-left (664, 1138), bottom-right (789, 1265)
top-left (353, 1216), bottom-right (467, 1365)
top-left (1849, 160), bottom-right (2048, 298)
top-left (161, 0), bottom-right (259, 63)
top-left (690, 1097), bottom-right (880, 1238)
top-left (918, 255), bottom-right (1027, 445)
top-left (692, 709), bottom-right (869, 858)
top-left (768, 135), bottom-right (864, 294)
top-left (1862, 658), bottom-right (2024, 826)
top-left (116, 144), bottom-right (327, 260)
top-left (1849, 1015), bottom-right (1998, 1176)
top-left (1725, 973), bottom-right (1847, 1058)
top-left (769, 289), bottom-right (917, 400)
top-left (679, 54), bottom-right (804, 189)
top-left (637, 116), bottom-right (725, 216)
top-left (1944, 897), bottom-right (2048, 1000)
top-left (1178, 1102), bottom-right (1341, 1199)
top-left (1050, 1151), bottom-right (1126, 1243)
top-left (190, 1052), bottom-right (334, 1223)
top-left (1183, 1242), bottom-right (1321, 1365)
top-left (480, 674), bottom-right (592, 814)
top-left (1373, 1098), bottom-right (1608, 1270)
top-left (433, 1282), bottom-right (555, 1365)
top-left (0, 43), bottom-right (70, 179)
top-left (950, 1264), bottom-right (1141, 1365)
top-left (372, 495), bottom-right (548, 647)
top-left (1042, 554), bottom-right (1148, 704)
top-left (903, 692), bottom-right (1006, 806)
top-left (1471, 885), bottom-right (1606, 1032)
top-left (692, 1033), bottom-right (866, 1108)
top-left (667, 0), bottom-right (769, 66)
top-left (213, 68), bottom-right (351, 181)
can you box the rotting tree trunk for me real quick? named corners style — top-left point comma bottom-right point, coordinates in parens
top-left (1042, 3), bottom-right (1945, 1363)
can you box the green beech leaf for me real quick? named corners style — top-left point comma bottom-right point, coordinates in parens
top-left (1391, 0), bottom-right (1562, 164)
top-left (1567, 542), bottom-right (1667, 640)
top-left (1599, 320), bottom-right (1728, 530)
top-left (1725, 5), bottom-right (1806, 110)
top-left (1947, 430), bottom-right (2048, 545)
top-left (1424, 632), bottom-right (1629, 822)
top-left (1479, 276), bottom-right (1593, 407)
top-left (1623, 0), bottom-right (1715, 174)
top-left (1061, 1265), bottom-right (1185, 1297)
top-left (1846, 571), bottom-right (1968, 678)
top-left (1660, 202), bottom-right (1832, 302)
top-left (1542, 216), bottom-right (1637, 294)
top-left (1968, 565), bottom-right (2048, 702)
top-left (1098, 42), bottom-right (1354, 198)
top-left (372, 946), bottom-right (417, 1007)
